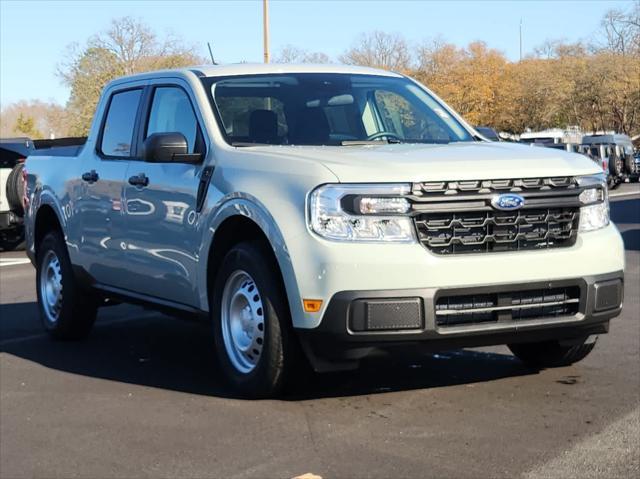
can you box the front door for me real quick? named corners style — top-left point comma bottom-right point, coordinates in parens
top-left (120, 84), bottom-right (207, 307)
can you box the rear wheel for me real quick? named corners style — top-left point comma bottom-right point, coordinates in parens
top-left (211, 241), bottom-right (298, 398)
top-left (36, 231), bottom-right (98, 339)
top-left (508, 337), bottom-right (597, 368)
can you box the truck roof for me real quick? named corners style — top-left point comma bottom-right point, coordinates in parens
top-left (582, 133), bottom-right (632, 144)
top-left (108, 63), bottom-right (403, 88)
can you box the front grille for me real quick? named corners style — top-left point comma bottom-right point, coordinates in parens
top-left (435, 286), bottom-right (581, 327)
top-left (415, 177), bottom-right (576, 195)
top-left (410, 177), bottom-right (581, 255)
top-left (415, 208), bottom-right (578, 254)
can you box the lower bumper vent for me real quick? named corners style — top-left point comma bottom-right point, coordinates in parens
top-left (435, 286), bottom-right (581, 327)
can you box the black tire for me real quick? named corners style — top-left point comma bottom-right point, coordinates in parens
top-left (6, 163), bottom-right (25, 216)
top-left (211, 241), bottom-right (298, 398)
top-left (508, 337), bottom-right (597, 368)
top-left (623, 154), bottom-right (636, 175)
top-left (36, 231), bottom-right (98, 340)
top-left (608, 150), bottom-right (624, 178)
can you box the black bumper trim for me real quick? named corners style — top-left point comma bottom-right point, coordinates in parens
top-left (297, 271), bottom-right (623, 372)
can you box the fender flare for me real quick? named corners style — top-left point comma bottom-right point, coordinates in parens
top-left (197, 193), bottom-right (305, 326)
top-left (25, 187), bottom-right (68, 262)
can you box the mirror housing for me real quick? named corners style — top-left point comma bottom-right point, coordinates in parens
top-left (142, 132), bottom-right (201, 163)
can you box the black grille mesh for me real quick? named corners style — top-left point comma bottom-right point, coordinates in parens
top-left (435, 286), bottom-right (581, 327)
top-left (415, 208), bottom-right (579, 254)
top-left (411, 177), bottom-right (581, 255)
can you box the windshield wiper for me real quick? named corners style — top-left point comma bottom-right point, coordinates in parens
top-left (231, 142), bottom-right (273, 147)
top-left (340, 138), bottom-right (403, 146)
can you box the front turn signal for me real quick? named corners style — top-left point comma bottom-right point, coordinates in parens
top-left (303, 299), bottom-right (323, 313)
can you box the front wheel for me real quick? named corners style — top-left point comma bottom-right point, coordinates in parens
top-left (36, 231), bottom-right (99, 339)
top-left (211, 241), bottom-right (298, 398)
top-left (508, 337), bottom-right (597, 368)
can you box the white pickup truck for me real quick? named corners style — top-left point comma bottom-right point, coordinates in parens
top-left (1, 138), bottom-right (30, 250)
top-left (24, 64), bottom-right (624, 397)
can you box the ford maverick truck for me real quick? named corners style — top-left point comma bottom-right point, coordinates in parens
top-left (24, 64), bottom-right (625, 397)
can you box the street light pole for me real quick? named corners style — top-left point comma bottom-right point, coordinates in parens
top-left (263, 0), bottom-right (270, 64)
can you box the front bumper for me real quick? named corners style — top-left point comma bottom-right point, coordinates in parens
top-left (297, 271), bottom-right (623, 372)
top-left (289, 223), bottom-right (625, 328)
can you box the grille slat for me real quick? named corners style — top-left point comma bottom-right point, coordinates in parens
top-left (435, 286), bottom-right (581, 327)
top-left (411, 177), bottom-right (580, 255)
top-left (415, 208), bottom-right (578, 253)
top-left (413, 177), bottom-right (576, 195)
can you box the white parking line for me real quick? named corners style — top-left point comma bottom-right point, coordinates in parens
top-left (0, 258), bottom-right (31, 267)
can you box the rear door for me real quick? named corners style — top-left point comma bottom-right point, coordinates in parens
top-left (120, 81), bottom-right (208, 306)
top-left (74, 87), bottom-right (144, 285)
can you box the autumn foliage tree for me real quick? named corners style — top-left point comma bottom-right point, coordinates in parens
top-left (0, 100), bottom-right (66, 139)
top-left (13, 113), bottom-right (42, 138)
top-left (58, 17), bottom-right (204, 136)
top-left (2, 5), bottom-right (638, 140)
top-left (340, 2), bottom-right (640, 137)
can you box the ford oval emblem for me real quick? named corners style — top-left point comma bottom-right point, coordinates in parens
top-left (491, 193), bottom-right (525, 211)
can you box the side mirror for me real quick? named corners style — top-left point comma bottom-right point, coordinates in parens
top-left (142, 132), bottom-right (202, 163)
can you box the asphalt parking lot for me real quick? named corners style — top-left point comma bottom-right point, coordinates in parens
top-left (1, 184), bottom-right (639, 479)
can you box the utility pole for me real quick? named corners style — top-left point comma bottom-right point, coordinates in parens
top-left (263, 0), bottom-right (270, 63)
top-left (519, 18), bottom-right (523, 61)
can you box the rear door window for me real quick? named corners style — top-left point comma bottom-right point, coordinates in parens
top-left (100, 89), bottom-right (142, 157)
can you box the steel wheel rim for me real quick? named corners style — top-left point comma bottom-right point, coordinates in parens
top-left (220, 270), bottom-right (265, 374)
top-left (40, 250), bottom-right (63, 325)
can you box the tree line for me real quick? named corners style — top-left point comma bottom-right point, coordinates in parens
top-left (1, 2), bottom-right (638, 139)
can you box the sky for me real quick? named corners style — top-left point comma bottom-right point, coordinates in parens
top-left (0, 0), bottom-right (632, 107)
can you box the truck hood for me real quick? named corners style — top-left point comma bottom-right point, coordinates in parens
top-left (244, 142), bottom-right (602, 183)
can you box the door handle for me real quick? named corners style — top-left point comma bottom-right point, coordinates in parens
top-left (81, 170), bottom-right (99, 183)
top-left (128, 173), bottom-right (149, 187)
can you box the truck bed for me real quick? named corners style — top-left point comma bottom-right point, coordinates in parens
top-left (30, 137), bottom-right (87, 157)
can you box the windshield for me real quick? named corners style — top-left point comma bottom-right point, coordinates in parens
top-left (204, 73), bottom-right (474, 146)
top-left (475, 127), bottom-right (500, 141)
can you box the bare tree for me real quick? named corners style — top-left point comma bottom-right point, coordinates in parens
top-left (274, 45), bottom-right (330, 64)
top-left (600, 1), bottom-right (640, 55)
top-left (340, 31), bottom-right (412, 71)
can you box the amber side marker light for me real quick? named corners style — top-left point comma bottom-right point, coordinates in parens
top-left (303, 299), bottom-right (323, 313)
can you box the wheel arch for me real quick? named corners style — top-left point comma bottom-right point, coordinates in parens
top-left (33, 203), bottom-right (64, 253)
top-left (199, 197), bottom-right (304, 327)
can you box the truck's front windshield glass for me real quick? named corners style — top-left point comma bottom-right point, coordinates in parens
top-left (205, 73), bottom-right (473, 146)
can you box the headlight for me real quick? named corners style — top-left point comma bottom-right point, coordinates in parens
top-left (309, 184), bottom-right (415, 242)
top-left (577, 174), bottom-right (609, 232)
